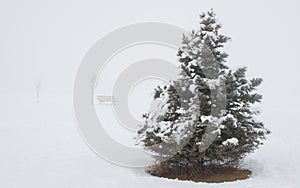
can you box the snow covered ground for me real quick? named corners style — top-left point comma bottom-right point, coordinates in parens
top-left (1, 0), bottom-right (300, 187)
top-left (0, 99), bottom-right (299, 188)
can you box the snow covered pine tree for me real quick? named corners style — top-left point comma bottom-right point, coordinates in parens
top-left (137, 10), bottom-right (270, 179)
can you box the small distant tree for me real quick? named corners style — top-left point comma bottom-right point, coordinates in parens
top-left (36, 81), bottom-right (41, 104)
top-left (137, 10), bottom-right (270, 171)
top-left (89, 74), bottom-right (97, 105)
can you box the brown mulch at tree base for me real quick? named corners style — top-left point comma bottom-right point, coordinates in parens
top-left (147, 164), bottom-right (252, 183)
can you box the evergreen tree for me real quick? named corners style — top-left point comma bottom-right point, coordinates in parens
top-left (137, 9), bottom-right (270, 169)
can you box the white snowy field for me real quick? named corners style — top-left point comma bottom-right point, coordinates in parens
top-left (0, 100), bottom-right (299, 187)
top-left (1, 0), bottom-right (300, 187)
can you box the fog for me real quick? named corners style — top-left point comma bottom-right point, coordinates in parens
top-left (1, 0), bottom-right (300, 187)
